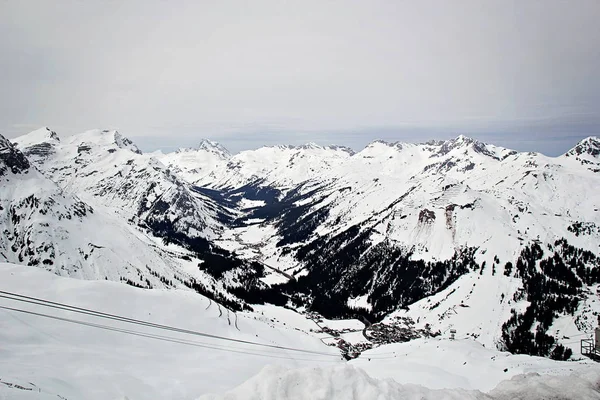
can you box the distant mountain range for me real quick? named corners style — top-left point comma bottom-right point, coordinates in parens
top-left (3, 127), bottom-right (600, 359)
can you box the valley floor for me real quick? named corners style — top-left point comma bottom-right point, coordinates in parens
top-left (1, 263), bottom-right (599, 400)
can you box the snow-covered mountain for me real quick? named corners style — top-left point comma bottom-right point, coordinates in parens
top-left (0, 133), bottom-right (203, 287)
top-left (156, 138), bottom-right (232, 183)
top-left (186, 142), bottom-right (355, 191)
top-left (14, 128), bottom-right (232, 248)
top-left (563, 136), bottom-right (600, 172)
top-left (196, 134), bottom-right (600, 358)
top-left (7, 130), bottom-right (268, 311)
top-left (7, 128), bottom-right (600, 362)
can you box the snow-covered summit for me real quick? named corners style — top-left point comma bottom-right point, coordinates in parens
top-left (360, 139), bottom-right (413, 154)
top-left (12, 127), bottom-right (62, 165)
top-left (562, 136), bottom-right (600, 171)
top-left (73, 129), bottom-right (142, 154)
top-left (157, 139), bottom-right (232, 183)
top-left (12, 126), bottom-right (60, 147)
top-left (564, 136), bottom-right (600, 158)
top-left (196, 138), bottom-right (232, 158)
top-left (420, 135), bottom-right (515, 160)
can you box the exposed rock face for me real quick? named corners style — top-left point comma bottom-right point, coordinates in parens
top-left (418, 209), bottom-right (436, 224)
top-left (0, 134), bottom-right (31, 176)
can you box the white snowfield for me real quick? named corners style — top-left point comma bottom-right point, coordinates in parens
top-left (1, 263), bottom-right (599, 400)
top-left (199, 364), bottom-right (600, 400)
top-left (0, 263), bottom-right (341, 400)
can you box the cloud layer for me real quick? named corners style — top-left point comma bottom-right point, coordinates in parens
top-left (1, 0), bottom-right (599, 155)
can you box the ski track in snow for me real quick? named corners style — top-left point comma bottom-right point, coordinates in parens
top-left (1, 264), bottom-right (599, 400)
top-left (3, 129), bottom-right (600, 399)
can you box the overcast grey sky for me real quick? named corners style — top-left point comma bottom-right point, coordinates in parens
top-left (1, 0), bottom-right (599, 155)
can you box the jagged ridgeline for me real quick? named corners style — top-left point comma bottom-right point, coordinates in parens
top-left (6, 128), bottom-right (600, 361)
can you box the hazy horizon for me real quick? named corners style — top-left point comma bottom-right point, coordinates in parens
top-left (9, 125), bottom-right (597, 157)
top-left (2, 1), bottom-right (599, 156)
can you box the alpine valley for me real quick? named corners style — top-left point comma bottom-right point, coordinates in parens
top-left (2, 127), bottom-right (600, 399)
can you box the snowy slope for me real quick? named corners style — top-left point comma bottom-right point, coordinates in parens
top-left (0, 133), bottom-right (218, 288)
top-left (8, 129), bottom-right (600, 363)
top-left (14, 128), bottom-right (233, 246)
top-left (197, 135), bottom-right (600, 357)
top-left (157, 139), bottom-right (232, 183)
top-left (2, 263), bottom-right (598, 400)
top-left (193, 143), bottom-right (355, 191)
top-left (0, 263), bottom-right (341, 400)
top-left (200, 364), bottom-right (600, 400)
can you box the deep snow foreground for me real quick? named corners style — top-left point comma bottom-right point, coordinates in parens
top-left (1, 263), bottom-right (599, 400)
top-left (199, 364), bottom-right (600, 400)
top-left (0, 263), bottom-right (341, 400)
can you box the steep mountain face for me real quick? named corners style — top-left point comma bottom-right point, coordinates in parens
top-left (0, 134), bottom-right (31, 175)
top-left (0, 133), bottom-right (197, 287)
top-left (157, 139), bottom-right (232, 183)
top-left (14, 129), bottom-right (232, 248)
top-left (12, 129), bottom-right (269, 311)
top-left (563, 136), bottom-right (600, 172)
top-left (200, 135), bottom-right (600, 357)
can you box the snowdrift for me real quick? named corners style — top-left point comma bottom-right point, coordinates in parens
top-left (198, 364), bottom-right (600, 400)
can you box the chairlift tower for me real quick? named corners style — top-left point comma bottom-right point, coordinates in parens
top-left (581, 316), bottom-right (600, 360)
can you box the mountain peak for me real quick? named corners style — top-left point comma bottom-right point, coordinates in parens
top-left (39, 126), bottom-right (60, 141)
top-left (565, 136), bottom-right (600, 159)
top-left (113, 130), bottom-right (142, 155)
top-left (426, 135), bottom-right (498, 159)
top-left (197, 139), bottom-right (231, 158)
top-left (14, 127), bottom-right (60, 148)
top-left (300, 142), bottom-right (322, 150)
top-left (77, 129), bottom-right (142, 155)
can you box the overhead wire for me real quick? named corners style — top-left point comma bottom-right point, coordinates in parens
top-left (0, 290), bottom-right (341, 358)
top-left (0, 304), bottom-right (346, 362)
top-left (0, 289), bottom-right (401, 361)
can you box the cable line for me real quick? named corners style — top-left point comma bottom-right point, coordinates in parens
top-left (0, 290), bottom-right (340, 357)
top-left (0, 304), bottom-right (346, 362)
